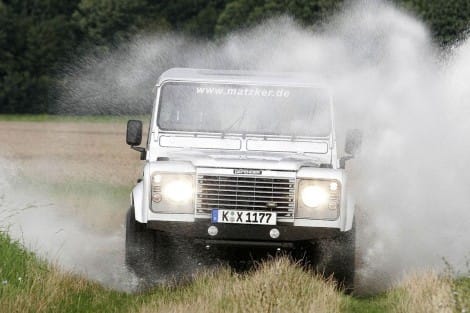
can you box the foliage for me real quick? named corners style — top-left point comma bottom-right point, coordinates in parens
top-left (215, 0), bottom-right (342, 36)
top-left (398, 0), bottom-right (470, 45)
top-left (0, 0), bottom-right (468, 114)
top-left (0, 0), bottom-right (80, 114)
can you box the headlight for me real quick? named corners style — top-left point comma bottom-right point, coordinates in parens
top-left (151, 173), bottom-right (194, 213)
top-left (297, 179), bottom-right (341, 220)
top-left (162, 180), bottom-right (193, 203)
top-left (301, 185), bottom-right (330, 208)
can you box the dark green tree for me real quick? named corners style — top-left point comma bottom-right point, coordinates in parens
top-left (215, 0), bottom-right (343, 36)
top-left (153, 0), bottom-right (229, 38)
top-left (398, 0), bottom-right (470, 45)
top-left (73, 0), bottom-right (150, 47)
top-left (0, 0), bottom-right (469, 114)
top-left (0, 0), bottom-right (80, 113)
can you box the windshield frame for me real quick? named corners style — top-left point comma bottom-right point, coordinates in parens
top-left (155, 80), bottom-right (334, 139)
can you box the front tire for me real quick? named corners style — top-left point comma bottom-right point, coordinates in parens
top-left (125, 208), bottom-right (204, 286)
top-left (125, 207), bottom-right (157, 280)
top-left (316, 223), bottom-right (356, 292)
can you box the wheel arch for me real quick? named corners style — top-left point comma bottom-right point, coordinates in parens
top-left (131, 181), bottom-right (145, 223)
top-left (344, 193), bottom-right (355, 231)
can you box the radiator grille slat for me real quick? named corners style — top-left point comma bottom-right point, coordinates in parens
top-left (196, 174), bottom-right (295, 217)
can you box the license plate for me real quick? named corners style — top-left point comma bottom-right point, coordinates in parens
top-left (211, 209), bottom-right (277, 225)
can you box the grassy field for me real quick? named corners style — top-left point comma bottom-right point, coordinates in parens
top-left (0, 116), bottom-right (469, 312)
top-left (1, 232), bottom-right (468, 313)
top-left (0, 114), bottom-right (146, 123)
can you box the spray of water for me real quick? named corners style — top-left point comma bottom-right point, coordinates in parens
top-left (0, 159), bottom-right (137, 291)
top-left (2, 0), bottom-right (469, 292)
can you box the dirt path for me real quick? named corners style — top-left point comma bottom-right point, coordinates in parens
top-left (0, 121), bottom-right (143, 186)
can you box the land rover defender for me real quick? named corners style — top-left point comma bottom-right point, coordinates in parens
top-left (125, 68), bottom-right (360, 288)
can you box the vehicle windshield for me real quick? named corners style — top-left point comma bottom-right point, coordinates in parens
top-left (157, 82), bottom-right (332, 137)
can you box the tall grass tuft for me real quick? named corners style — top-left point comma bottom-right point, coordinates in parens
top-left (390, 271), bottom-right (454, 313)
top-left (140, 257), bottom-right (342, 313)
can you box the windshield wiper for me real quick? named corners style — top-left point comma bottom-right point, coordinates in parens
top-left (221, 108), bottom-right (246, 138)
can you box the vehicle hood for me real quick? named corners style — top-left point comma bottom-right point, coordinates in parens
top-left (165, 149), bottom-right (331, 171)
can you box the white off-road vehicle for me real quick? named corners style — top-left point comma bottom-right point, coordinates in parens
top-left (125, 68), bottom-right (361, 289)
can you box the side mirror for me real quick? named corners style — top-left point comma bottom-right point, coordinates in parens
top-left (340, 129), bottom-right (362, 169)
top-left (345, 129), bottom-right (362, 156)
top-left (126, 120), bottom-right (142, 146)
top-left (126, 120), bottom-right (146, 160)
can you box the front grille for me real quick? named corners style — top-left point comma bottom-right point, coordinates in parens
top-left (196, 174), bottom-right (295, 217)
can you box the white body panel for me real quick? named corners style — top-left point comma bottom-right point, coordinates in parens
top-left (159, 135), bottom-right (242, 150)
top-left (131, 68), bottom-right (355, 232)
top-left (246, 139), bottom-right (328, 154)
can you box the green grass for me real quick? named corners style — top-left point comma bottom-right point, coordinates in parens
top-left (0, 232), bottom-right (339, 313)
top-left (453, 276), bottom-right (470, 312)
top-left (0, 114), bottom-right (148, 123)
top-left (1, 230), bottom-right (468, 313)
top-left (342, 294), bottom-right (393, 313)
top-left (0, 232), bottom-right (137, 313)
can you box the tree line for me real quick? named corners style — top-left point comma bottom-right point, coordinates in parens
top-left (0, 0), bottom-right (468, 114)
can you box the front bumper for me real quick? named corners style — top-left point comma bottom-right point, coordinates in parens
top-left (147, 219), bottom-right (342, 246)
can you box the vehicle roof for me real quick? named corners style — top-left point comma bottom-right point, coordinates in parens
top-left (155, 68), bottom-right (328, 88)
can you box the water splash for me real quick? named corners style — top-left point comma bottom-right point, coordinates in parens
top-left (5, 0), bottom-right (470, 291)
